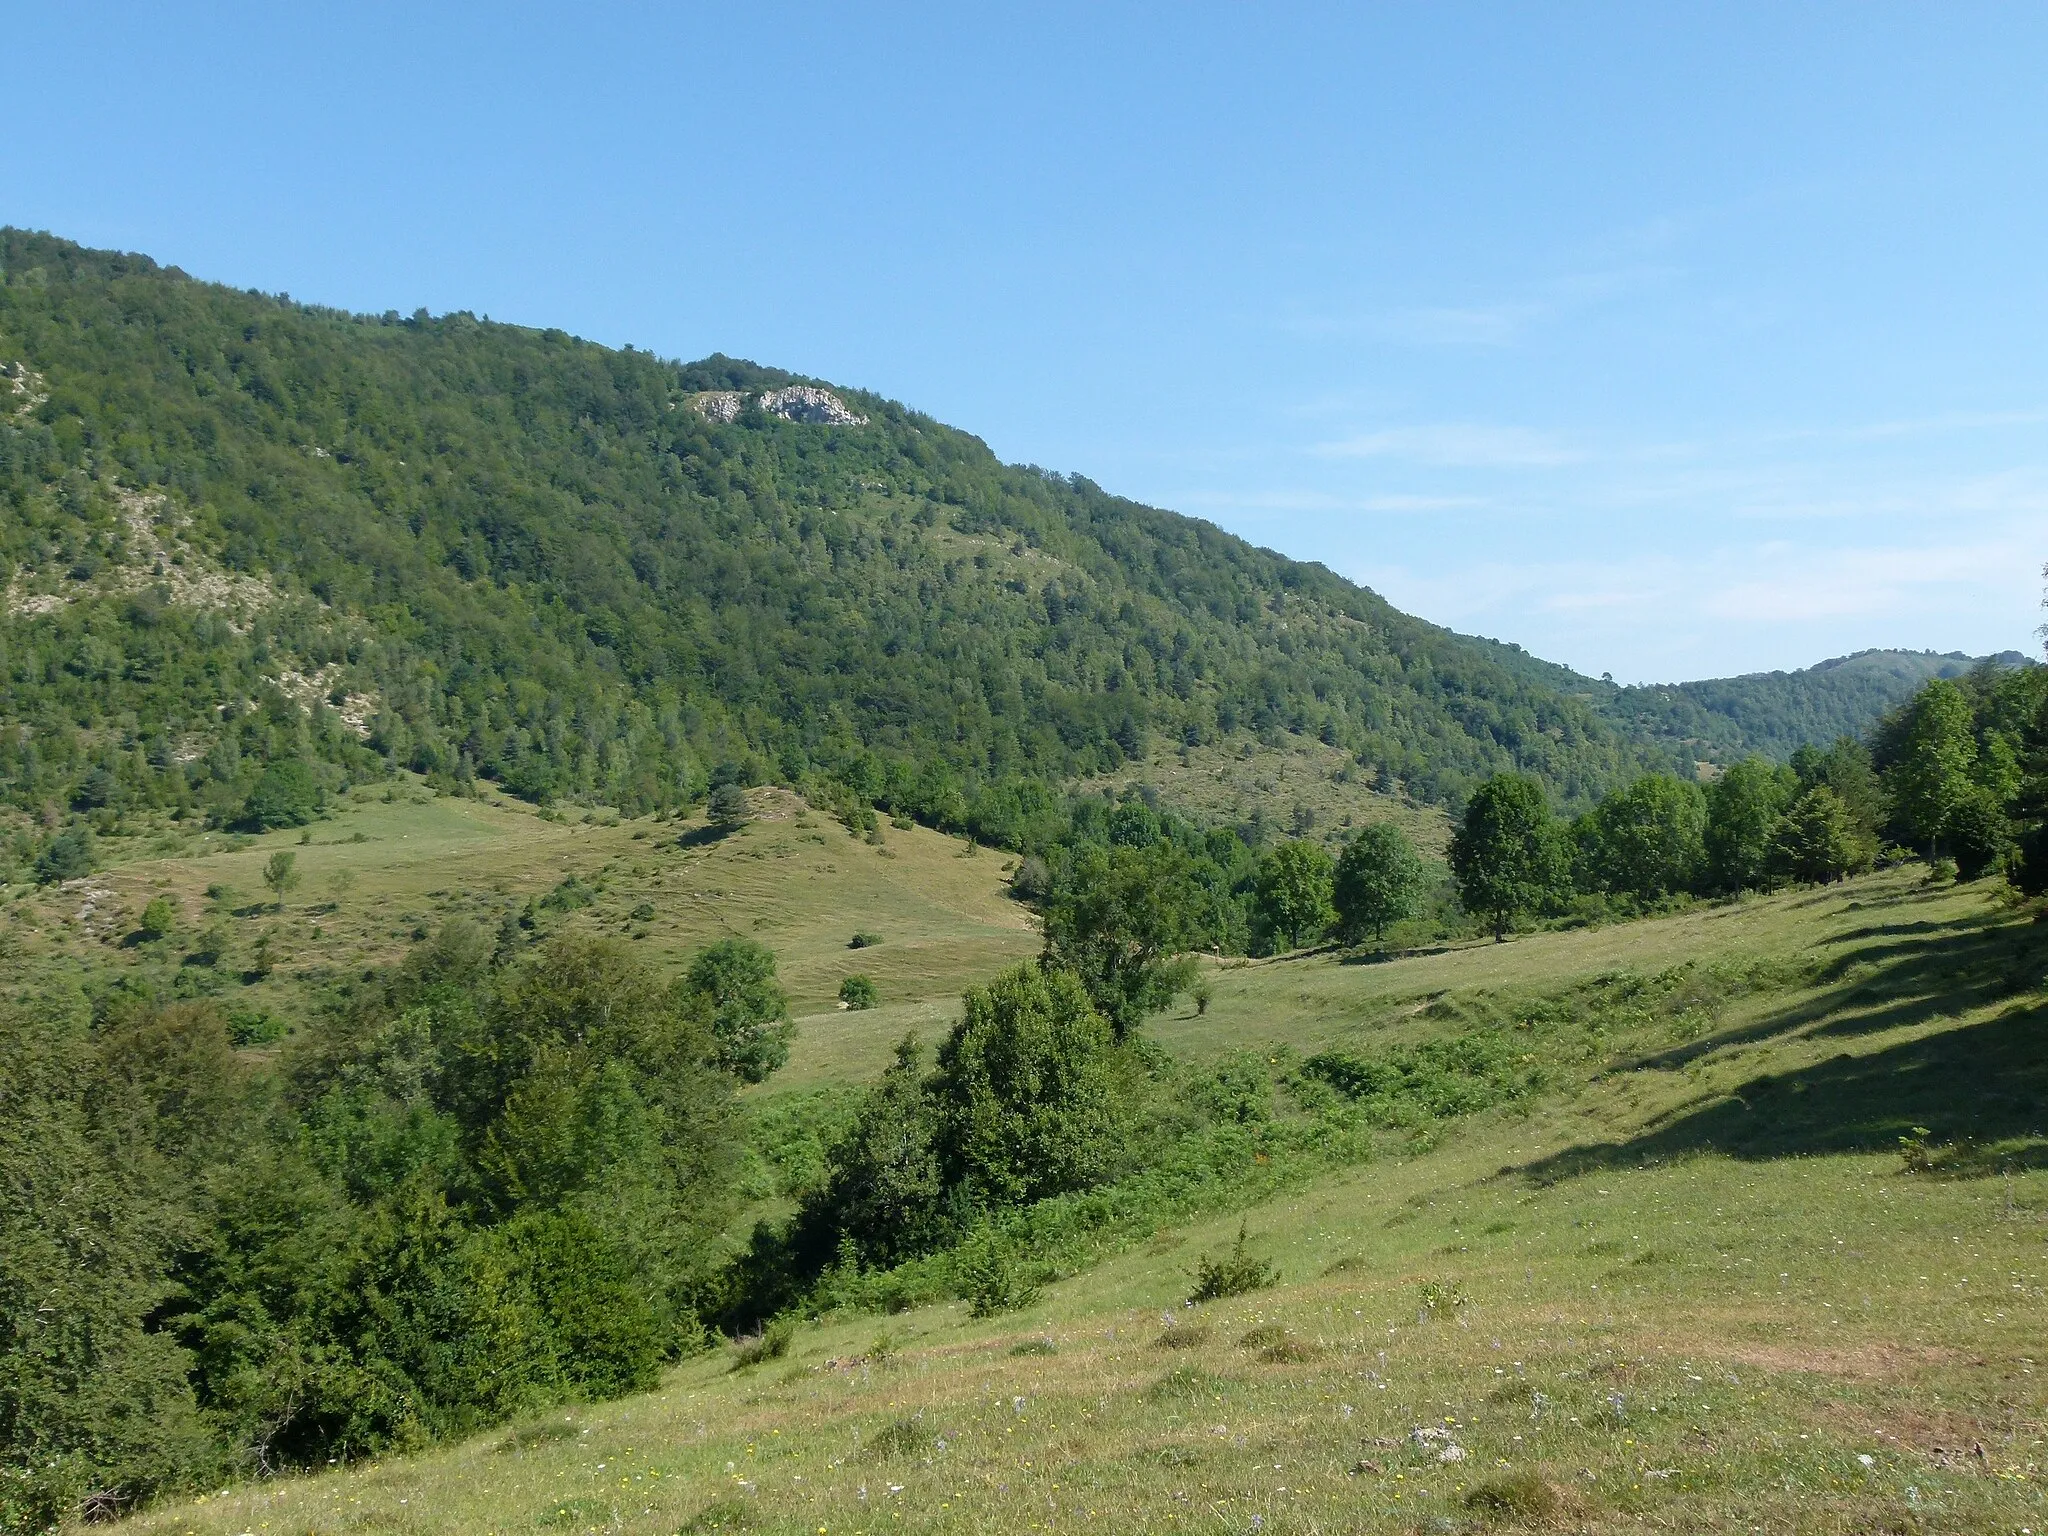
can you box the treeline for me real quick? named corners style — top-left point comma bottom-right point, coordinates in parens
top-left (1079, 660), bottom-right (2047, 957)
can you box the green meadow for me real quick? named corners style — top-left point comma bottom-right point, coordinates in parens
top-left (117, 861), bottom-right (2046, 1536)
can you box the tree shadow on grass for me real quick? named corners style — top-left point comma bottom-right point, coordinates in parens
top-left (1623, 915), bottom-right (2043, 1074)
top-left (1522, 915), bottom-right (2048, 1184)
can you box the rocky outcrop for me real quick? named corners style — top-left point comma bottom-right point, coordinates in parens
top-left (689, 386), bottom-right (868, 426)
top-left (758, 386), bottom-right (868, 425)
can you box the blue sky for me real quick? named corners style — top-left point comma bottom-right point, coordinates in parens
top-left (5, 4), bottom-right (2044, 682)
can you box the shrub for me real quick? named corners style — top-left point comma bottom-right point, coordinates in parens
top-left (138, 896), bottom-right (177, 938)
top-left (1154, 1318), bottom-right (1210, 1350)
top-left (707, 783), bottom-right (750, 828)
top-left (34, 828), bottom-right (92, 884)
top-left (1189, 1224), bottom-right (1277, 1301)
top-left (729, 1317), bottom-right (795, 1369)
top-left (1146, 1364), bottom-right (1230, 1404)
top-left (849, 930), bottom-right (882, 949)
top-left (241, 760), bottom-right (322, 830)
top-left (839, 974), bottom-right (878, 1010)
top-left (225, 1009), bottom-right (285, 1047)
top-left (955, 1227), bottom-right (1040, 1317)
top-left (933, 963), bottom-right (1128, 1208)
top-left (866, 1416), bottom-right (935, 1459)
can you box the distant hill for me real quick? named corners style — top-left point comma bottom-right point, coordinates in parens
top-left (1599, 649), bottom-right (2031, 764)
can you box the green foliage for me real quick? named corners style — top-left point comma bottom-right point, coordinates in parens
top-left (847, 930), bottom-right (882, 949)
top-left (685, 938), bottom-right (792, 1084)
top-left (1769, 786), bottom-right (1872, 884)
top-left (1887, 679), bottom-right (1978, 855)
top-left (1946, 785), bottom-right (2011, 881)
top-left (138, 895), bottom-right (177, 938)
top-left (1447, 775), bottom-right (1573, 940)
top-left (706, 784), bottom-right (750, 829)
top-left (797, 1037), bottom-right (948, 1273)
top-left (1331, 822), bottom-right (1425, 943)
top-left (33, 828), bottom-right (91, 885)
top-left (0, 996), bottom-right (228, 1531)
top-left (1041, 842), bottom-right (1203, 1038)
top-left (838, 974), bottom-right (878, 1010)
top-left (1577, 773), bottom-right (1706, 901)
top-left (729, 1318), bottom-right (795, 1370)
top-left (1252, 839), bottom-right (1335, 953)
top-left (260, 850), bottom-right (299, 907)
top-left (240, 760), bottom-right (322, 830)
top-left (932, 964), bottom-right (1129, 1210)
top-left (1188, 1224), bottom-right (1277, 1302)
top-left (0, 227), bottom-right (1718, 865)
top-left (1704, 756), bottom-right (1797, 893)
top-left (954, 1226), bottom-right (1041, 1317)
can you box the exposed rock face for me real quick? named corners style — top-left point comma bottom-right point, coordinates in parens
top-left (758, 385), bottom-right (868, 425)
top-left (689, 386), bottom-right (868, 426)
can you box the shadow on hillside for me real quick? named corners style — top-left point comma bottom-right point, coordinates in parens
top-left (1622, 915), bottom-right (2040, 1074)
top-left (1520, 914), bottom-right (2048, 1184)
top-left (675, 823), bottom-right (739, 850)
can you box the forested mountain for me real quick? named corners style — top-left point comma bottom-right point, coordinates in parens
top-left (0, 228), bottom-right (1681, 850)
top-left (1601, 649), bottom-right (2028, 764)
top-left (0, 229), bottom-right (2002, 858)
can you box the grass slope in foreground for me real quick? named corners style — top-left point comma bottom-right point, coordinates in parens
top-left (130, 870), bottom-right (2047, 1536)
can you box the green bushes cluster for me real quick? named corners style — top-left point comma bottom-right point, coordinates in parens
top-left (0, 926), bottom-right (796, 1523)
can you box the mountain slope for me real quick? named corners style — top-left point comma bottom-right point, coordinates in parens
top-left (0, 229), bottom-right (1687, 842)
top-left (0, 229), bottom-right (1998, 854)
top-left (1602, 648), bottom-right (2028, 764)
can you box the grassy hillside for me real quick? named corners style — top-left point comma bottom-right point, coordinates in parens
top-left (123, 868), bottom-right (2045, 1536)
top-left (0, 780), bottom-right (1035, 1037)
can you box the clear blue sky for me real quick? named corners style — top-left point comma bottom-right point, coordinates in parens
top-left (6, 4), bottom-right (2045, 682)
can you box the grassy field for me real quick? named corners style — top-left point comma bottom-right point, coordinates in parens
top-left (121, 865), bottom-right (2047, 1535)
top-left (0, 782), bottom-right (1037, 1031)
top-left (1079, 735), bottom-right (1453, 858)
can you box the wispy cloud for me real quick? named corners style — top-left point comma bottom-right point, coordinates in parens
top-left (1315, 422), bottom-right (1582, 468)
top-left (1179, 487), bottom-right (1490, 515)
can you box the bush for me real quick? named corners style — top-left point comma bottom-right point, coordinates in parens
top-left (955, 1227), bottom-right (1040, 1317)
top-left (849, 930), bottom-right (882, 949)
top-left (729, 1317), bottom-right (795, 1369)
top-left (707, 784), bottom-right (750, 828)
top-left (932, 963), bottom-right (1129, 1208)
top-left (138, 896), bottom-right (177, 938)
top-left (839, 974), bottom-right (878, 1010)
top-left (34, 828), bottom-right (93, 884)
top-left (240, 760), bottom-right (322, 830)
top-left (1188, 1224), bottom-right (1277, 1301)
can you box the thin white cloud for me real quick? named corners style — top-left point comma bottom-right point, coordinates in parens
top-left (1315, 422), bottom-right (1583, 468)
top-left (1180, 487), bottom-right (1490, 515)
